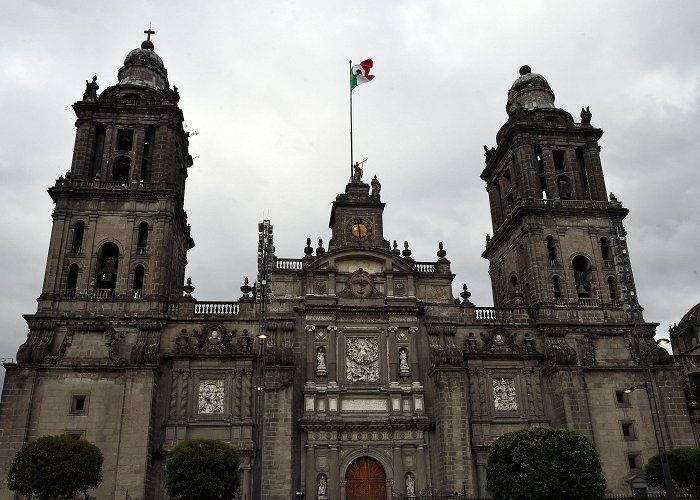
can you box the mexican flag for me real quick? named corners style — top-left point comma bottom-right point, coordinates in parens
top-left (351, 59), bottom-right (375, 90)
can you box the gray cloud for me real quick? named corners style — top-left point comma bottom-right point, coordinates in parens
top-left (2, 1), bottom-right (699, 385)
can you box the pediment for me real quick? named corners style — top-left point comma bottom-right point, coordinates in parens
top-left (306, 248), bottom-right (415, 275)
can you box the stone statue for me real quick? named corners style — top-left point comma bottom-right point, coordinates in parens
top-left (316, 348), bottom-right (326, 370)
top-left (406, 473), bottom-right (415, 495)
top-left (371, 174), bottom-right (381, 195)
top-left (352, 162), bottom-right (363, 183)
top-left (483, 145), bottom-right (496, 162)
top-left (83, 75), bottom-right (99, 101)
top-left (558, 177), bottom-right (571, 199)
top-left (399, 348), bottom-right (409, 370)
top-left (317, 474), bottom-right (327, 498)
top-left (580, 106), bottom-right (592, 125)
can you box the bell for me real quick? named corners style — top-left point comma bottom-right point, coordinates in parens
top-left (101, 271), bottom-right (114, 283)
top-left (577, 284), bottom-right (588, 296)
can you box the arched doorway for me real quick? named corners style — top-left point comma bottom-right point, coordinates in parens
top-left (345, 456), bottom-right (387, 500)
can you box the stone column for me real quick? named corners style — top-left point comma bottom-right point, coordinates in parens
top-left (583, 144), bottom-right (607, 201)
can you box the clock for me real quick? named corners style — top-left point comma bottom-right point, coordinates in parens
top-left (351, 222), bottom-right (368, 239)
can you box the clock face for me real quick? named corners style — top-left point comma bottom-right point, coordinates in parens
top-left (351, 223), bottom-right (368, 239)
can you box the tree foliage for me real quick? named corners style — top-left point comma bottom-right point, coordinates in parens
top-left (7, 434), bottom-right (103, 500)
top-left (486, 427), bottom-right (606, 500)
top-left (165, 438), bottom-right (240, 500)
top-left (645, 447), bottom-right (700, 496)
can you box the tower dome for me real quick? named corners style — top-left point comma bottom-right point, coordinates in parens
top-left (506, 65), bottom-right (555, 116)
top-left (117, 35), bottom-right (169, 90)
top-left (671, 302), bottom-right (700, 354)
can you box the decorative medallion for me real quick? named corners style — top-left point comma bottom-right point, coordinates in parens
top-left (314, 279), bottom-right (327, 295)
top-left (346, 337), bottom-right (380, 383)
top-left (198, 379), bottom-right (224, 414)
top-left (394, 281), bottom-right (406, 297)
top-left (338, 268), bottom-right (384, 299)
top-left (493, 378), bottom-right (518, 411)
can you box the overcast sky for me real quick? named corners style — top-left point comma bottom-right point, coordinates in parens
top-left (1, 1), bottom-right (699, 386)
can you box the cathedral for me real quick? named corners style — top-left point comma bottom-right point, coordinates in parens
top-left (0, 34), bottom-right (699, 500)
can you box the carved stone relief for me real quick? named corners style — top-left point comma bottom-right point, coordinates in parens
top-left (338, 268), bottom-right (384, 298)
top-left (346, 337), bottom-right (380, 383)
top-left (493, 378), bottom-right (518, 411)
top-left (198, 379), bottom-right (225, 414)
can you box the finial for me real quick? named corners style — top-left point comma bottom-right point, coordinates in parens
top-left (240, 277), bottom-right (253, 298)
top-left (486, 234), bottom-right (491, 244)
top-left (391, 240), bottom-right (401, 255)
top-left (437, 242), bottom-right (447, 259)
top-left (183, 277), bottom-right (195, 295)
top-left (304, 237), bottom-right (314, 256)
top-left (316, 238), bottom-right (326, 255)
top-left (141, 27), bottom-right (156, 50)
top-left (519, 65), bottom-right (531, 76)
top-left (402, 241), bottom-right (412, 259)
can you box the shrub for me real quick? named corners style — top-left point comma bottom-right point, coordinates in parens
top-left (645, 447), bottom-right (700, 497)
top-left (165, 438), bottom-right (240, 500)
top-left (486, 427), bottom-right (606, 500)
top-left (7, 434), bottom-right (103, 500)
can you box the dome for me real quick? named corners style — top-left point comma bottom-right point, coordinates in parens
top-left (117, 39), bottom-right (169, 90)
top-left (670, 302), bottom-right (700, 354)
top-left (506, 65), bottom-right (556, 116)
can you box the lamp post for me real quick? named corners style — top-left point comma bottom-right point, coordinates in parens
top-left (622, 337), bottom-right (675, 500)
top-left (252, 220), bottom-right (273, 500)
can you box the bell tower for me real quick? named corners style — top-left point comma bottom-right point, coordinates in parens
top-left (35, 31), bottom-right (193, 320)
top-left (481, 66), bottom-right (638, 317)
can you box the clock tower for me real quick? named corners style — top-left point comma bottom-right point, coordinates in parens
top-left (328, 172), bottom-right (390, 251)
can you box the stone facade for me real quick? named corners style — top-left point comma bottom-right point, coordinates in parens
top-left (0, 43), bottom-right (698, 500)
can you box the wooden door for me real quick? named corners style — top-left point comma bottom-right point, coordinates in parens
top-left (345, 456), bottom-right (387, 500)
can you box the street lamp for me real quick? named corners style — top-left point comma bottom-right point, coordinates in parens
top-left (621, 338), bottom-right (675, 500)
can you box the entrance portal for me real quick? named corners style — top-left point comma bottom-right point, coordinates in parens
top-left (345, 456), bottom-right (387, 500)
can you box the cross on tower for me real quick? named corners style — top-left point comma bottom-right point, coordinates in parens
top-left (144, 27), bottom-right (155, 41)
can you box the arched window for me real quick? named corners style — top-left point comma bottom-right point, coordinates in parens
top-left (557, 174), bottom-right (572, 199)
top-left (113, 156), bottom-right (130, 182)
top-left (552, 275), bottom-right (562, 300)
top-left (137, 222), bottom-right (149, 254)
top-left (72, 220), bottom-right (85, 254)
top-left (65, 264), bottom-right (79, 297)
top-left (600, 237), bottom-right (612, 265)
top-left (132, 265), bottom-right (144, 298)
top-left (96, 242), bottom-right (119, 295)
top-left (572, 255), bottom-right (593, 298)
top-left (608, 276), bottom-right (617, 303)
top-left (505, 193), bottom-right (514, 215)
top-left (140, 126), bottom-right (155, 182)
top-left (510, 274), bottom-right (519, 288)
top-left (546, 235), bottom-right (558, 265)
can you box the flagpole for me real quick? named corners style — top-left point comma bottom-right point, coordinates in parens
top-left (349, 59), bottom-right (354, 182)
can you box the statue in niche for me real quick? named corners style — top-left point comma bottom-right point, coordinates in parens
top-left (406, 473), bottom-right (416, 496)
top-left (316, 347), bottom-right (326, 370)
top-left (399, 348), bottom-right (409, 370)
top-left (558, 177), bottom-right (571, 199)
top-left (83, 75), bottom-right (99, 100)
top-left (317, 474), bottom-right (327, 498)
top-left (371, 174), bottom-right (381, 195)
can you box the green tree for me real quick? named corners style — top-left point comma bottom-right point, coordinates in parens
top-left (645, 447), bottom-right (700, 497)
top-left (486, 427), bottom-right (606, 500)
top-left (7, 434), bottom-right (103, 500)
top-left (165, 438), bottom-right (240, 500)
